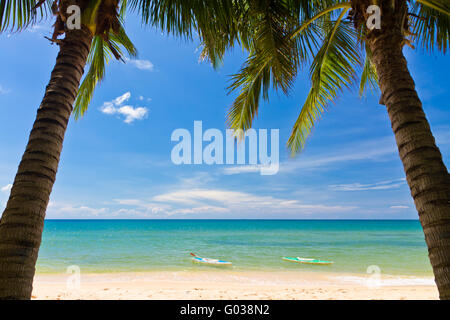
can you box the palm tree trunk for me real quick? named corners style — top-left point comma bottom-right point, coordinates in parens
top-left (366, 0), bottom-right (450, 299)
top-left (0, 26), bottom-right (92, 300)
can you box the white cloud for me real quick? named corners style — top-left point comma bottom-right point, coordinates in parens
top-left (330, 178), bottom-right (406, 191)
top-left (28, 24), bottom-right (44, 33)
top-left (390, 205), bottom-right (410, 209)
top-left (126, 188), bottom-right (357, 217)
top-left (1, 184), bottom-right (12, 193)
top-left (118, 105), bottom-right (148, 123)
top-left (100, 102), bottom-right (116, 114)
top-left (44, 187), bottom-right (358, 219)
top-left (113, 92), bottom-right (131, 105)
top-left (100, 92), bottom-right (148, 123)
top-left (124, 58), bottom-right (155, 71)
top-left (47, 202), bottom-right (108, 218)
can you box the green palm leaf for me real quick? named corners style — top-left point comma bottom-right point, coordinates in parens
top-left (196, 1), bottom-right (249, 69)
top-left (0, 0), bottom-right (51, 32)
top-left (359, 45), bottom-right (378, 97)
top-left (291, 1), bottom-right (351, 39)
top-left (227, 1), bottom-right (301, 133)
top-left (288, 9), bottom-right (361, 154)
top-left (132, 0), bottom-right (246, 70)
top-left (411, 0), bottom-right (450, 53)
top-left (73, 25), bottom-right (137, 119)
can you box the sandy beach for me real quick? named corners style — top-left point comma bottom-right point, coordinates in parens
top-left (31, 271), bottom-right (438, 300)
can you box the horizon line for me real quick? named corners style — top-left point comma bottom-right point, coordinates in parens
top-left (43, 218), bottom-right (420, 221)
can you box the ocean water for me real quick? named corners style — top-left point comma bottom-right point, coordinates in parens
top-left (36, 220), bottom-right (433, 276)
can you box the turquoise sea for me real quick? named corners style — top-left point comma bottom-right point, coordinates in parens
top-left (36, 220), bottom-right (433, 276)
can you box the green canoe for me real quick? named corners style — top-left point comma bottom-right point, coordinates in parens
top-left (282, 257), bottom-right (334, 265)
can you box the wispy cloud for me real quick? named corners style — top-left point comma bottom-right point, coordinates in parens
top-left (433, 125), bottom-right (450, 146)
top-left (218, 137), bottom-right (397, 176)
top-left (114, 188), bottom-right (357, 218)
top-left (390, 205), bottom-right (410, 209)
top-left (124, 58), bottom-right (155, 71)
top-left (113, 91), bottom-right (131, 105)
top-left (222, 165), bottom-right (264, 175)
top-left (46, 202), bottom-right (108, 218)
top-left (177, 172), bottom-right (217, 186)
top-left (0, 85), bottom-right (10, 95)
top-left (139, 95), bottom-right (152, 102)
top-left (1, 184), bottom-right (12, 193)
top-left (100, 92), bottom-right (149, 123)
top-left (330, 178), bottom-right (406, 191)
top-left (16, 23), bottom-right (52, 37)
top-left (280, 136), bottom-right (398, 173)
top-left (27, 24), bottom-right (46, 33)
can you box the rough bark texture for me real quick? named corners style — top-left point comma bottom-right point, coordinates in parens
top-left (0, 26), bottom-right (92, 300)
top-left (365, 0), bottom-right (450, 299)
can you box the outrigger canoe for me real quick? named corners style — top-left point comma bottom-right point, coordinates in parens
top-left (282, 257), bottom-right (334, 265)
top-left (190, 253), bottom-right (232, 266)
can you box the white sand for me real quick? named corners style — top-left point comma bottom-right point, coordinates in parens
top-left (31, 271), bottom-right (438, 300)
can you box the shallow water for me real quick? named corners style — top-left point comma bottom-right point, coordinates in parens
top-left (36, 219), bottom-right (433, 276)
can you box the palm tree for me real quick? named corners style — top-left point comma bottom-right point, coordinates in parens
top-left (0, 0), bottom-right (139, 299)
top-left (214, 0), bottom-right (450, 299)
top-left (0, 0), bottom-right (240, 300)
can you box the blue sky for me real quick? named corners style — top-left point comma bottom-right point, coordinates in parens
top-left (0, 15), bottom-right (449, 219)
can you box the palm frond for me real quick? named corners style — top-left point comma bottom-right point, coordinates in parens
top-left (411, 0), bottom-right (450, 53)
top-left (196, 1), bottom-right (249, 69)
top-left (119, 0), bottom-right (128, 19)
top-left (73, 26), bottom-right (137, 119)
top-left (109, 23), bottom-right (138, 58)
top-left (73, 36), bottom-right (107, 120)
top-left (288, 9), bottom-right (361, 154)
top-left (227, 0), bottom-right (300, 133)
top-left (416, 0), bottom-right (450, 16)
top-left (291, 1), bottom-right (351, 39)
top-left (132, 0), bottom-right (246, 69)
top-left (359, 45), bottom-right (378, 97)
top-left (227, 52), bottom-right (272, 133)
top-left (129, 0), bottom-right (198, 38)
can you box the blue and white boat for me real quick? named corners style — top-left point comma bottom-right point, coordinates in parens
top-left (190, 253), bottom-right (232, 266)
